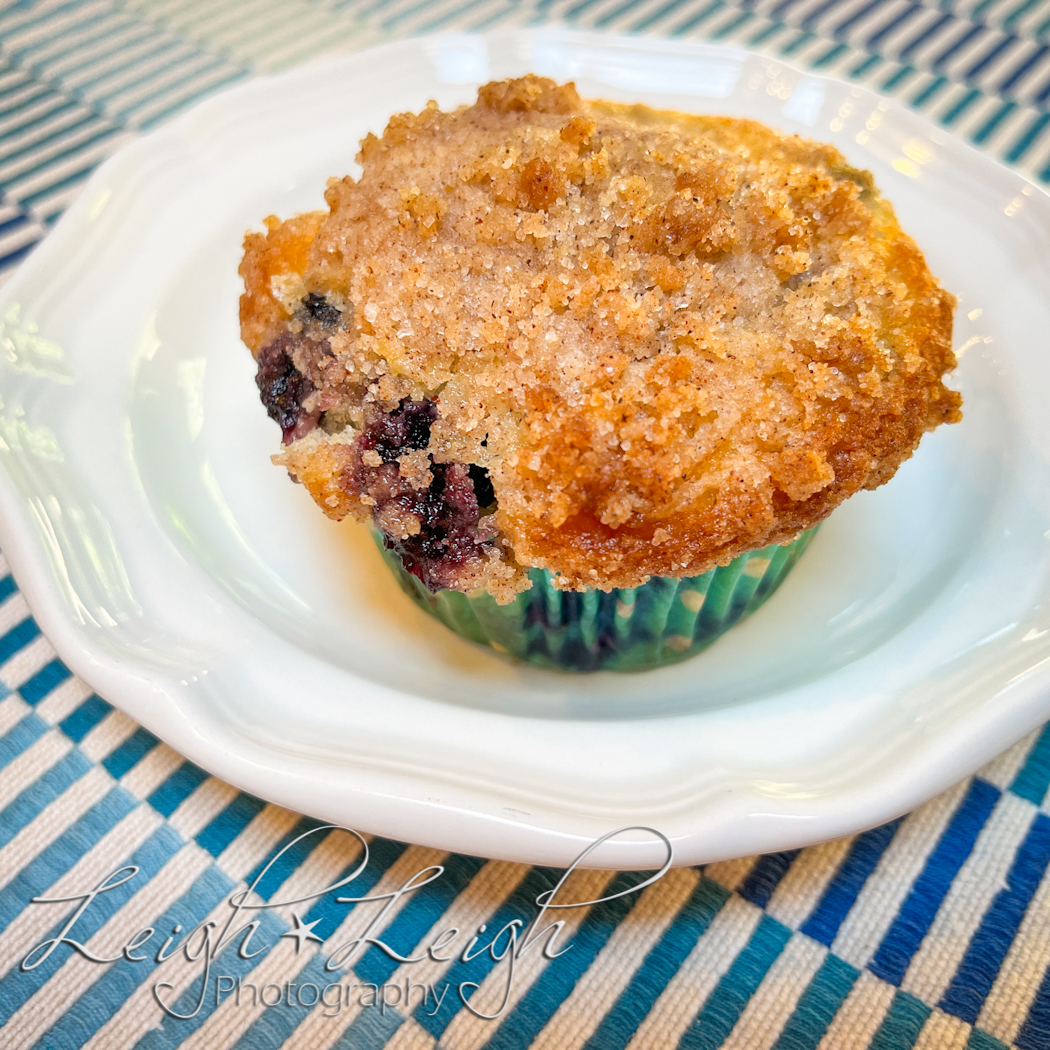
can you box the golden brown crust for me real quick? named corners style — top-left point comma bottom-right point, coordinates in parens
top-left (273, 431), bottom-right (357, 521)
top-left (239, 211), bottom-right (326, 354)
top-left (240, 76), bottom-right (960, 594)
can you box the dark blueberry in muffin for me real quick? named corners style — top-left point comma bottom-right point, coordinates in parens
top-left (255, 334), bottom-right (318, 444)
top-left (297, 292), bottom-right (342, 329)
top-left (351, 399), bottom-right (498, 591)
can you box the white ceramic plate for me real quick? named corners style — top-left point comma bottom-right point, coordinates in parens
top-left (1, 28), bottom-right (1049, 870)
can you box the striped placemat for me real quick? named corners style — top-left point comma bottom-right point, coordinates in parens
top-left (3, 1), bottom-right (1050, 1048)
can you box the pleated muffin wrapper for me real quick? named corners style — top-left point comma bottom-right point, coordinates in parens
top-left (375, 526), bottom-right (818, 672)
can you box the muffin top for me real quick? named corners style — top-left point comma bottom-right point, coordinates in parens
top-left (239, 75), bottom-right (961, 599)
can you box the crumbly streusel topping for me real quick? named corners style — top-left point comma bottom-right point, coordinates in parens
top-left (240, 75), bottom-right (960, 598)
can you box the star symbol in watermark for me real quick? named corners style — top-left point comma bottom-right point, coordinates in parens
top-left (280, 912), bottom-right (323, 954)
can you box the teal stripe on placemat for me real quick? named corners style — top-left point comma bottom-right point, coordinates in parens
top-left (943, 86), bottom-right (984, 123)
top-left (1004, 110), bottom-right (1050, 160)
top-left (0, 786), bottom-right (139, 927)
top-left (999, 41), bottom-right (1048, 90)
top-left (37, 896), bottom-right (285, 1050)
top-left (869, 990), bottom-right (931, 1050)
top-left (0, 0), bottom-right (1047, 284)
top-left (244, 815), bottom-right (329, 898)
top-left (0, 616), bottom-right (39, 663)
top-left (629, 0), bottom-right (697, 33)
top-left (59, 694), bottom-right (111, 742)
top-left (1016, 938), bottom-right (1050, 1050)
top-left (303, 835), bottom-right (412, 941)
top-left (128, 68), bottom-right (248, 130)
top-left (147, 761), bottom-right (211, 817)
top-left (0, 711), bottom-right (47, 763)
top-left (103, 726), bottom-right (160, 779)
top-left (968, 1028), bottom-right (1011, 1050)
top-left (679, 915), bottom-right (793, 1049)
top-left (332, 1008), bottom-right (403, 1050)
top-left (582, 876), bottom-right (731, 1050)
top-left (18, 658), bottom-right (71, 705)
top-left (673, 1), bottom-right (729, 36)
top-left (414, 866), bottom-right (565, 1037)
top-left (0, 823), bottom-right (184, 1024)
top-left (1012, 723), bottom-right (1050, 804)
top-left (119, 865), bottom-right (249, 1050)
top-left (133, 835), bottom-right (412, 1050)
top-left (772, 954), bottom-right (860, 1050)
top-left (800, 818), bottom-right (903, 946)
top-left (485, 871), bottom-right (645, 1050)
top-left (0, 749), bottom-right (94, 847)
top-left (359, 852), bottom-right (489, 986)
top-left (974, 98), bottom-right (1018, 140)
top-left (738, 850), bottom-right (801, 909)
top-left (195, 791), bottom-right (266, 856)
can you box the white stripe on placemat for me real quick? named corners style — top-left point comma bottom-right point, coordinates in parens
top-left (0, 634), bottom-right (55, 691)
top-left (939, 89), bottom-right (999, 136)
top-left (0, 107), bottom-right (101, 167)
top-left (60, 41), bottom-right (195, 104)
top-left (0, 694), bottom-right (29, 737)
top-left (816, 968), bottom-right (896, 1049)
top-left (0, 765), bottom-right (112, 895)
top-left (0, 97), bottom-right (82, 144)
top-left (167, 778), bottom-right (240, 841)
top-left (1021, 124), bottom-right (1050, 179)
top-left (766, 836), bottom-right (855, 930)
top-left (119, 742), bottom-right (187, 799)
top-left (705, 855), bottom-right (757, 894)
top-left (434, 867), bottom-right (619, 1050)
top-left (299, 857), bottom-right (535, 1050)
top-left (34, 676), bottom-right (94, 726)
top-left (2, 839), bottom-right (214, 1050)
top-left (80, 825), bottom-right (366, 1049)
top-left (982, 104), bottom-right (1040, 160)
top-left (154, 832), bottom-right (373, 1046)
top-left (0, 592), bottom-right (30, 635)
top-left (179, 842), bottom-right (445, 1050)
top-left (625, 894), bottom-right (763, 1049)
top-left (831, 777), bottom-right (970, 968)
top-left (0, 730), bottom-right (73, 813)
top-left (130, 65), bottom-right (245, 129)
top-left (976, 860), bottom-right (1050, 1044)
top-left (531, 868), bottom-right (701, 1050)
top-left (89, 48), bottom-right (216, 114)
top-left (912, 1008), bottom-right (973, 1050)
top-left (213, 803), bottom-right (302, 880)
top-left (0, 802), bottom-right (162, 982)
top-left (382, 1016), bottom-right (439, 1050)
top-left (861, 0), bottom-right (922, 50)
top-left (901, 790), bottom-right (1036, 1005)
top-left (0, 0), bottom-right (113, 54)
top-left (79, 708), bottom-right (139, 763)
top-left (36, 21), bottom-right (160, 82)
top-left (0, 125), bottom-right (130, 197)
top-left (837, 0), bottom-right (907, 47)
top-left (721, 932), bottom-right (827, 1050)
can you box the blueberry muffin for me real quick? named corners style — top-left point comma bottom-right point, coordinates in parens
top-left (239, 76), bottom-right (960, 670)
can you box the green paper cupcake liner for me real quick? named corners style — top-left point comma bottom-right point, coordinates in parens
top-left (376, 527), bottom-right (818, 672)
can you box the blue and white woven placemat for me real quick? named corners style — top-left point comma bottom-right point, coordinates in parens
top-left (3, 1), bottom-right (1050, 1047)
